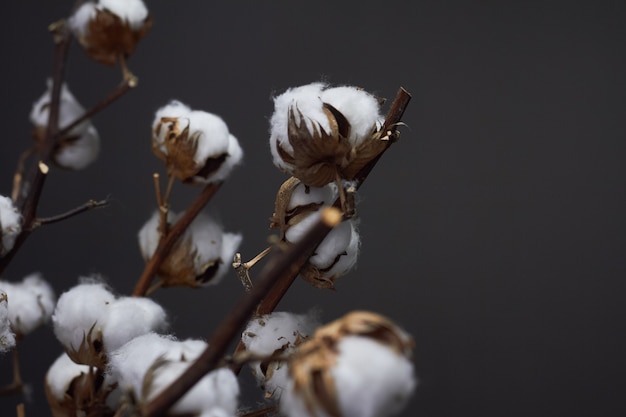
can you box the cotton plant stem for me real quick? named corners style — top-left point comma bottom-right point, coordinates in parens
top-left (132, 182), bottom-right (222, 297)
top-left (141, 208), bottom-right (343, 417)
top-left (30, 198), bottom-right (109, 229)
top-left (0, 24), bottom-right (71, 275)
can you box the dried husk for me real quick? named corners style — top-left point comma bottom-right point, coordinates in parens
top-left (288, 311), bottom-right (414, 417)
top-left (65, 323), bottom-right (108, 370)
top-left (77, 8), bottom-right (152, 66)
top-left (156, 237), bottom-right (222, 288)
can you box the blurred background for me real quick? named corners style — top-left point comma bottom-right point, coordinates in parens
top-left (1, 1), bottom-right (625, 416)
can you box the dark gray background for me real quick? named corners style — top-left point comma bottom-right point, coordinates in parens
top-left (1, 1), bottom-right (625, 416)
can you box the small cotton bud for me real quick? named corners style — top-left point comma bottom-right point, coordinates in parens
top-left (138, 210), bottom-right (242, 288)
top-left (68, 0), bottom-right (151, 66)
top-left (152, 100), bottom-right (243, 184)
top-left (0, 273), bottom-right (56, 337)
top-left (30, 82), bottom-right (100, 170)
top-left (0, 195), bottom-right (21, 256)
top-left (269, 83), bottom-right (387, 187)
top-left (0, 291), bottom-right (16, 353)
top-left (242, 311), bottom-right (320, 400)
top-left (281, 311), bottom-right (416, 417)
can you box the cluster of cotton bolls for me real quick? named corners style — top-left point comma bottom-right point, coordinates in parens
top-left (241, 311), bottom-right (416, 417)
top-left (68, 0), bottom-right (151, 67)
top-left (0, 195), bottom-right (21, 256)
top-left (46, 279), bottom-right (240, 416)
top-left (138, 210), bottom-right (242, 288)
top-left (151, 100), bottom-right (243, 184)
top-left (30, 81), bottom-right (100, 170)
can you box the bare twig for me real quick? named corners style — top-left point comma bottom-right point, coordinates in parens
top-left (132, 182), bottom-right (222, 297)
top-left (30, 198), bottom-right (109, 229)
top-left (16, 403), bottom-right (25, 417)
top-left (141, 207), bottom-right (343, 417)
top-left (238, 406), bottom-right (278, 417)
top-left (232, 247), bottom-right (273, 291)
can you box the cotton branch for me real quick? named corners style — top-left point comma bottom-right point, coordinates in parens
top-left (140, 207), bottom-right (343, 417)
top-left (30, 198), bottom-right (109, 230)
top-left (132, 182), bottom-right (222, 296)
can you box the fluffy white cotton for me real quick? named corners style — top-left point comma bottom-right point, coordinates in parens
top-left (148, 362), bottom-right (239, 415)
top-left (0, 195), bottom-right (21, 256)
top-left (30, 81), bottom-right (88, 137)
top-left (287, 182), bottom-right (336, 211)
top-left (321, 220), bottom-right (360, 277)
top-left (109, 332), bottom-right (238, 414)
top-left (98, 0), bottom-right (149, 29)
top-left (188, 110), bottom-right (230, 165)
top-left (152, 100), bottom-right (192, 154)
top-left (213, 232), bottom-right (243, 286)
top-left (281, 336), bottom-right (416, 417)
top-left (52, 281), bottom-right (115, 352)
top-left (0, 291), bottom-right (15, 353)
top-left (137, 210), bottom-right (173, 261)
top-left (320, 86), bottom-right (383, 147)
top-left (0, 273), bottom-right (56, 336)
top-left (193, 133), bottom-right (243, 184)
top-left (242, 311), bottom-right (320, 399)
top-left (269, 83), bottom-right (328, 170)
top-left (67, 2), bottom-right (98, 39)
top-left (45, 352), bottom-right (92, 401)
top-left (54, 125), bottom-right (100, 170)
top-left (100, 296), bottom-right (167, 353)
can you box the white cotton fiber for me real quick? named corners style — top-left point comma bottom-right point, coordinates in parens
top-left (0, 272), bottom-right (56, 336)
top-left (0, 195), bottom-right (21, 256)
top-left (98, 0), bottom-right (149, 29)
top-left (54, 125), bottom-right (100, 170)
top-left (0, 291), bottom-right (15, 353)
top-left (45, 352), bottom-right (91, 401)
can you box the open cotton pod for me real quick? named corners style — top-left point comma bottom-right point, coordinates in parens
top-left (281, 311), bottom-right (416, 417)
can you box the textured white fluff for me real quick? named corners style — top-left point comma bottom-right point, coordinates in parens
top-left (209, 231), bottom-right (243, 287)
top-left (320, 86), bottom-right (382, 147)
top-left (269, 83), bottom-right (329, 170)
top-left (30, 81), bottom-right (89, 137)
top-left (321, 220), bottom-right (360, 278)
top-left (187, 110), bottom-right (230, 165)
top-left (280, 336), bottom-right (416, 417)
top-left (137, 210), bottom-right (174, 261)
top-left (0, 195), bottom-right (21, 256)
top-left (101, 296), bottom-right (167, 353)
top-left (45, 352), bottom-right (91, 401)
top-left (67, 2), bottom-right (98, 39)
top-left (242, 311), bottom-right (320, 399)
top-left (0, 290), bottom-right (15, 353)
top-left (52, 281), bottom-right (115, 352)
top-left (193, 133), bottom-right (243, 184)
top-left (0, 273), bottom-right (56, 336)
top-left (108, 333), bottom-right (208, 399)
top-left (152, 100), bottom-right (192, 154)
top-left (98, 0), bottom-right (149, 29)
top-left (54, 125), bottom-right (100, 170)
top-left (287, 183), bottom-right (336, 211)
top-left (284, 211), bottom-right (320, 244)
top-left (148, 362), bottom-right (239, 415)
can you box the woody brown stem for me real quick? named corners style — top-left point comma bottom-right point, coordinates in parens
top-left (132, 182), bottom-right (222, 297)
top-left (30, 198), bottom-right (109, 229)
top-left (141, 208), bottom-right (342, 417)
top-left (0, 23), bottom-right (72, 275)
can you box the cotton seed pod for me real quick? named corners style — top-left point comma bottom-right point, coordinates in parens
top-left (152, 100), bottom-right (243, 184)
top-left (138, 210), bottom-right (242, 288)
top-left (30, 82), bottom-right (100, 170)
top-left (269, 83), bottom-right (388, 187)
top-left (241, 311), bottom-right (321, 400)
top-left (0, 195), bottom-right (21, 256)
top-left (68, 0), bottom-right (151, 67)
top-left (45, 352), bottom-right (118, 417)
top-left (281, 311), bottom-right (416, 417)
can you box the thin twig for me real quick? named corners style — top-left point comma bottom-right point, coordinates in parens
top-left (16, 403), bottom-right (25, 417)
top-left (56, 76), bottom-right (137, 139)
top-left (30, 198), bottom-right (109, 229)
top-left (140, 207), bottom-right (343, 417)
top-left (132, 182), bottom-right (222, 297)
top-left (238, 406), bottom-right (278, 417)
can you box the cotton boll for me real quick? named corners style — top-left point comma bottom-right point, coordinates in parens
top-left (309, 220), bottom-right (353, 269)
top-left (98, 0), bottom-right (149, 29)
top-left (205, 232), bottom-right (242, 287)
top-left (0, 195), bottom-right (21, 256)
top-left (330, 336), bottom-right (416, 417)
top-left (188, 110), bottom-right (230, 165)
top-left (54, 125), bottom-right (100, 170)
top-left (137, 210), bottom-right (175, 261)
top-left (101, 296), bottom-right (168, 353)
top-left (0, 291), bottom-right (15, 353)
top-left (147, 363), bottom-right (239, 416)
top-left (52, 281), bottom-right (115, 354)
top-left (194, 133), bottom-right (243, 184)
top-left (45, 352), bottom-right (92, 402)
top-left (0, 273), bottom-right (56, 336)
top-left (152, 100), bottom-right (192, 154)
top-left (30, 82), bottom-right (89, 137)
top-left (242, 311), bottom-right (320, 399)
top-left (287, 182), bottom-right (336, 211)
top-left (320, 86), bottom-right (382, 147)
top-left (320, 220), bottom-right (360, 278)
